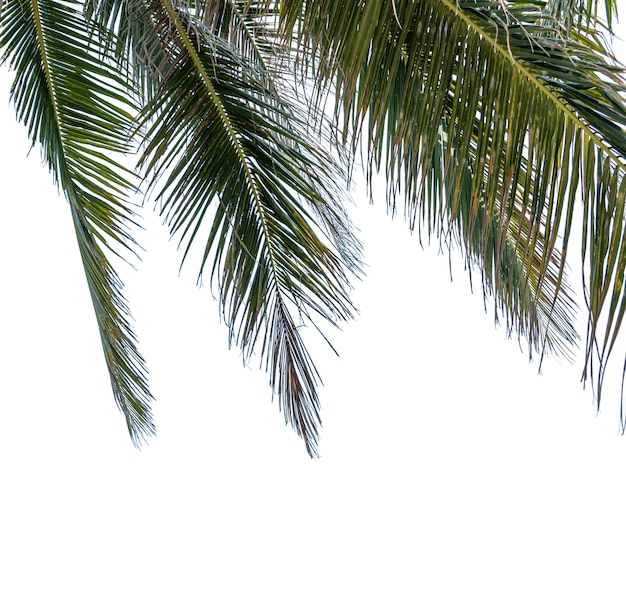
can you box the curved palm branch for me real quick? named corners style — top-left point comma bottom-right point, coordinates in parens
top-left (278, 0), bottom-right (626, 419)
top-left (132, 0), bottom-right (360, 456)
top-left (0, 0), bottom-right (155, 444)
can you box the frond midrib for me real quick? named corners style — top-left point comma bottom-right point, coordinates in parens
top-left (30, 0), bottom-right (61, 157)
top-left (160, 0), bottom-right (291, 306)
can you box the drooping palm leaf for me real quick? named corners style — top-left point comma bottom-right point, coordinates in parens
top-left (133, 0), bottom-right (360, 456)
top-left (276, 0), bottom-right (626, 421)
top-left (0, 0), bottom-right (155, 444)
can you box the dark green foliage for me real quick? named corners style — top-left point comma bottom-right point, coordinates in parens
top-left (2, 0), bottom-right (626, 453)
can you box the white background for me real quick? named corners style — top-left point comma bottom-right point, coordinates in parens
top-left (1, 17), bottom-right (626, 605)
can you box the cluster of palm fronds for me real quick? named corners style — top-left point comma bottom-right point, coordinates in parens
top-left (1, 0), bottom-right (625, 455)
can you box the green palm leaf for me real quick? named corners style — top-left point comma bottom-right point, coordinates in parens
top-left (279, 0), bottom-right (626, 418)
top-left (134, 0), bottom-right (360, 456)
top-left (0, 0), bottom-right (155, 444)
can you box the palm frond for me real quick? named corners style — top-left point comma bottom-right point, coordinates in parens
top-left (0, 0), bottom-right (155, 444)
top-left (136, 0), bottom-right (361, 455)
top-left (278, 0), bottom-right (626, 414)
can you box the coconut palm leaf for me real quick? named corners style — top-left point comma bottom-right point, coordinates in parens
top-left (277, 0), bottom-right (626, 417)
top-left (133, 0), bottom-right (360, 456)
top-left (0, 0), bottom-right (155, 444)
